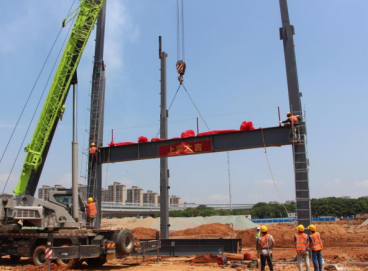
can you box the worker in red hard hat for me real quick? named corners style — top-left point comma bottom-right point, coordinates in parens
top-left (89, 142), bottom-right (99, 169)
top-left (280, 112), bottom-right (301, 143)
top-left (86, 197), bottom-right (98, 228)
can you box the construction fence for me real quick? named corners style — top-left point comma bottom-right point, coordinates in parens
top-left (251, 217), bottom-right (336, 224)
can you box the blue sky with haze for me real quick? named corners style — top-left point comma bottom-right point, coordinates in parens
top-left (0, 0), bottom-right (367, 204)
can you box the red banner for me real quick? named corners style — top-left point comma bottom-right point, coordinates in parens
top-left (159, 140), bottom-right (212, 156)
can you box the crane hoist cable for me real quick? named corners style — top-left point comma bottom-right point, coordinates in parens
top-left (0, 0), bottom-right (77, 167)
top-left (176, 0), bottom-right (186, 84)
top-left (2, 7), bottom-right (77, 193)
top-left (260, 128), bottom-right (295, 224)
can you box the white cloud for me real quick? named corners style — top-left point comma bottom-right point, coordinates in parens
top-left (355, 180), bottom-right (368, 188)
top-left (105, 0), bottom-right (140, 71)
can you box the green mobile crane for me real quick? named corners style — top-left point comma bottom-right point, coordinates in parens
top-left (0, 0), bottom-right (160, 267)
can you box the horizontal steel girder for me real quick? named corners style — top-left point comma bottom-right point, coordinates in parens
top-left (98, 126), bottom-right (292, 164)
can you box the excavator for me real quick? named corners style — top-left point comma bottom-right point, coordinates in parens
top-left (0, 0), bottom-right (160, 267)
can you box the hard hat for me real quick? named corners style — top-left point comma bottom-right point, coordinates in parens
top-left (286, 112), bottom-right (291, 117)
top-left (257, 227), bottom-right (260, 230)
top-left (91, 142), bottom-right (96, 146)
top-left (260, 225), bottom-right (268, 233)
top-left (308, 224), bottom-right (316, 232)
top-left (88, 197), bottom-right (93, 203)
top-left (297, 224), bottom-right (305, 232)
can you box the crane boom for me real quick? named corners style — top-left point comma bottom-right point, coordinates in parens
top-left (14, 0), bottom-right (106, 196)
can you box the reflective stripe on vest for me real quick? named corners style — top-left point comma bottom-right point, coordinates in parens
top-left (260, 234), bottom-right (270, 249)
top-left (87, 202), bottom-right (97, 216)
top-left (295, 233), bottom-right (308, 251)
top-left (310, 232), bottom-right (324, 251)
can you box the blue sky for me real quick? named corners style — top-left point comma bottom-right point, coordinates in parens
top-left (0, 0), bottom-right (367, 204)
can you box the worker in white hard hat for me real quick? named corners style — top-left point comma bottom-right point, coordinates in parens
top-left (255, 226), bottom-right (261, 250)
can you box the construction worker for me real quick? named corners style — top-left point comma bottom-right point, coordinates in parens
top-left (255, 226), bottom-right (261, 250)
top-left (86, 197), bottom-right (98, 228)
top-left (257, 225), bottom-right (274, 271)
top-left (89, 142), bottom-right (99, 169)
top-left (294, 224), bottom-right (310, 271)
top-left (280, 112), bottom-right (300, 142)
top-left (308, 224), bottom-right (324, 271)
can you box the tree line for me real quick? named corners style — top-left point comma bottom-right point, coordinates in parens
top-left (154, 197), bottom-right (368, 218)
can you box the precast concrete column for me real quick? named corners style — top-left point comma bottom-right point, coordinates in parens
top-left (159, 36), bottom-right (170, 239)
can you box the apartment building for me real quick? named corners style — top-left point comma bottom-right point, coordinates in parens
top-left (38, 184), bottom-right (65, 201)
top-left (108, 182), bottom-right (126, 204)
top-left (127, 186), bottom-right (143, 205)
top-left (143, 190), bottom-right (158, 205)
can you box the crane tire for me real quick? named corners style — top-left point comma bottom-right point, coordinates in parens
top-left (116, 229), bottom-right (134, 255)
top-left (33, 245), bottom-right (46, 266)
top-left (56, 245), bottom-right (80, 269)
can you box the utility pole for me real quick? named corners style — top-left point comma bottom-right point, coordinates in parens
top-left (227, 152), bottom-right (232, 212)
top-left (71, 72), bottom-right (79, 222)
top-left (278, 0), bottom-right (311, 227)
top-left (87, 1), bottom-right (107, 230)
top-left (159, 36), bottom-right (170, 239)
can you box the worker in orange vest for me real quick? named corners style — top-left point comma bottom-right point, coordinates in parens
top-left (294, 224), bottom-right (310, 271)
top-left (86, 197), bottom-right (98, 228)
top-left (257, 225), bottom-right (274, 271)
top-left (280, 112), bottom-right (301, 142)
top-left (308, 224), bottom-right (324, 271)
top-left (89, 142), bottom-right (99, 169)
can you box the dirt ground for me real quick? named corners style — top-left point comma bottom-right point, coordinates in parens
top-left (2, 220), bottom-right (368, 271)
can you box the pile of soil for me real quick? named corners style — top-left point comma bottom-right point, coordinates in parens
top-left (236, 221), bottom-right (368, 248)
top-left (132, 227), bottom-right (158, 239)
top-left (170, 223), bottom-right (235, 238)
top-left (13, 263), bottom-right (72, 271)
top-left (190, 254), bottom-right (218, 263)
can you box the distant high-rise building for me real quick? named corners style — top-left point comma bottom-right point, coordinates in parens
top-left (143, 190), bottom-right (158, 206)
top-left (101, 189), bottom-right (108, 202)
top-left (38, 184), bottom-right (65, 201)
top-left (170, 195), bottom-right (181, 206)
top-left (108, 182), bottom-right (126, 204)
top-left (78, 183), bottom-right (88, 201)
top-left (127, 186), bottom-right (143, 205)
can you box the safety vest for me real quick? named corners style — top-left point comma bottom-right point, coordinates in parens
top-left (87, 202), bottom-right (97, 217)
top-left (260, 234), bottom-right (271, 249)
top-left (288, 115), bottom-right (299, 124)
top-left (89, 147), bottom-right (97, 157)
top-left (310, 232), bottom-right (324, 251)
top-left (295, 233), bottom-right (308, 251)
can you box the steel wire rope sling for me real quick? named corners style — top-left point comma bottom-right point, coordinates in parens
top-left (13, 0), bottom-right (106, 196)
top-left (260, 128), bottom-right (296, 225)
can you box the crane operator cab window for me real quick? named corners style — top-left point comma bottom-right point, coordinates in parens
top-left (54, 194), bottom-right (84, 214)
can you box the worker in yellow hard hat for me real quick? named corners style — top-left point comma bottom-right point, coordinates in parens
top-left (280, 111), bottom-right (301, 143)
top-left (89, 142), bottom-right (99, 169)
top-left (294, 224), bottom-right (310, 271)
top-left (308, 224), bottom-right (324, 271)
top-left (257, 225), bottom-right (274, 271)
top-left (86, 197), bottom-right (98, 228)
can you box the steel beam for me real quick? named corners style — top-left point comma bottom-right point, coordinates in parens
top-left (279, 0), bottom-right (311, 227)
top-left (99, 126), bottom-right (291, 163)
